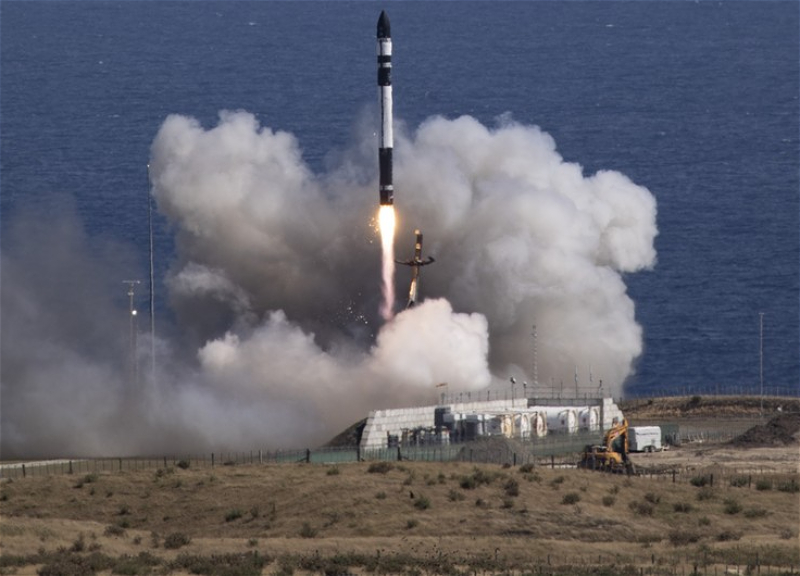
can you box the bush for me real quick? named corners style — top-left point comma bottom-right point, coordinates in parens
top-left (723, 498), bottom-right (742, 515)
top-left (326, 466), bottom-right (340, 476)
top-left (413, 495), bottom-right (430, 510)
top-left (448, 489), bottom-right (465, 502)
top-left (696, 487), bottom-right (715, 501)
top-left (668, 530), bottom-right (701, 546)
top-left (367, 462), bottom-right (393, 474)
top-left (729, 476), bottom-right (748, 487)
top-left (561, 492), bottom-right (581, 505)
top-left (375, 491), bottom-right (387, 500)
top-left (698, 516), bottom-right (711, 527)
top-left (690, 475), bottom-right (710, 487)
top-left (406, 519), bottom-right (418, 529)
top-left (104, 524), bottom-right (126, 537)
top-left (777, 479), bottom-right (799, 493)
top-left (644, 492), bottom-right (661, 504)
top-left (743, 507), bottom-right (769, 519)
top-left (501, 498), bottom-right (514, 509)
top-left (755, 479), bottom-right (772, 491)
top-left (299, 522), bottom-right (317, 538)
top-left (163, 532), bottom-right (191, 550)
top-left (504, 478), bottom-right (520, 497)
top-left (673, 502), bottom-right (693, 513)
top-left (601, 495), bottom-right (616, 507)
top-left (225, 509), bottom-right (243, 522)
top-left (608, 485), bottom-right (620, 495)
top-left (519, 463), bottom-right (535, 473)
top-left (716, 529), bottom-right (741, 542)
top-left (629, 501), bottom-right (654, 516)
top-left (176, 460), bottom-right (190, 470)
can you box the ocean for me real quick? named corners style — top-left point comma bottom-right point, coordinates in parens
top-left (2, 1), bottom-right (798, 405)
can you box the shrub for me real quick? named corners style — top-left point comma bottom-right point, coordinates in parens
top-left (644, 492), bottom-right (661, 504)
top-left (696, 487), bottom-right (715, 501)
top-left (673, 502), bottom-right (693, 513)
top-left (561, 492), bottom-right (581, 505)
top-left (504, 478), bottom-right (520, 497)
top-left (608, 485), bottom-right (620, 495)
top-left (519, 463), bottom-right (535, 473)
top-left (729, 476), bottom-right (748, 488)
top-left (118, 504), bottom-right (131, 516)
top-left (326, 466), bottom-right (340, 476)
top-left (448, 489), bottom-right (465, 502)
top-left (668, 529), bottom-right (700, 546)
top-left (755, 479), bottom-right (772, 491)
top-left (299, 522), bottom-right (317, 538)
top-left (163, 532), bottom-right (191, 550)
top-left (176, 460), bottom-right (190, 470)
top-left (777, 479), bottom-right (799, 493)
top-left (551, 475), bottom-right (565, 485)
top-left (629, 501), bottom-right (654, 516)
top-left (406, 519), bottom-right (418, 529)
top-left (743, 507), bottom-right (769, 519)
top-left (602, 495), bottom-right (616, 507)
top-left (690, 475), bottom-right (710, 487)
top-left (225, 509), bottom-right (243, 522)
top-left (723, 498), bottom-right (742, 515)
top-left (248, 538), bottom-right (258, 547)
top-left (698, 516), bottom-right (711, 527)
top-left (375, 491), bottom-right (386, 500)
top-left (459, 475), bottom-right (477, 490)
top-left (367, 462), bottom-right (393, 474)
top-left (501, 498), bottom-right (514, 509)
top-left (716, 529), bottom-right (741, 542)
top-left (104, 524), bottom-right (126, 537)
top-left (413, 495), bottom-right (430, 510)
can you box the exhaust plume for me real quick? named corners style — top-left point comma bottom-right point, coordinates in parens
top-left (378, 206), bottom-right (396, 320)
top-left (0, 110), bottom-right (656, 457)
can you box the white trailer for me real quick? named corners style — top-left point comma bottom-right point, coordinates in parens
top-left (629, 426), bottom-right (662, 452)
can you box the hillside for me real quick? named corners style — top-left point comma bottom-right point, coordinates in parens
top-left (1, 458), bottom-right (798, 575)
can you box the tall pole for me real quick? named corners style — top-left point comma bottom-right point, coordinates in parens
top-left (123, 280), bottom-right (141, 387)
top-left (759, 312), bottom-right (764, 418)
top-left (531, 324), bottom-right (538, 394)
top-left (147, 165), bottom-right (156, 386)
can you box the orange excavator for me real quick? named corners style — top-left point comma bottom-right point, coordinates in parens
top-left (579, 417), bottom-right (635, 475)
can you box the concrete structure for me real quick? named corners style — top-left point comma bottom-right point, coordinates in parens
top-left (360, 396), bottom-right (624, 450)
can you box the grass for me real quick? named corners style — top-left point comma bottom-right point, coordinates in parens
top-left (0, 459), bottom-right (797, 574)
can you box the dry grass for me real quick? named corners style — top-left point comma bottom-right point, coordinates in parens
top-left (1, 458), bottom-right (798, 574)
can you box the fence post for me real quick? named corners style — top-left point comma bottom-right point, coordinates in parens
top-left (211, 453), bottom-right (215, 468)
top-left (306, 449), bottom-right (311, 463)
top-left (22, 464), bottom-right (26, 478)
top-left (551, 455), bottom-right (555, 469)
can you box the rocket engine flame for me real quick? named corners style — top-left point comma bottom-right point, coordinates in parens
top-left (378, 205), bottom-right (396, 320)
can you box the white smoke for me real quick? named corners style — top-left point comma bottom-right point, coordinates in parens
top-left (0, 109), bottom-right (656, 457)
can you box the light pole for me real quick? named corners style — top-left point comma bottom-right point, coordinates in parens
top-left (123, 280), bottom-right (141, 387)
top-left (759, 312), bottom-right (764, 418)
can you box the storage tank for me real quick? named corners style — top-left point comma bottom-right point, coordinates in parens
top-left (500, 414), bottom-right (514, 438)
top-left (578, 407), bottom-right (600, 431)
top-left (529, 412), bottom-right (548, 437)
top-left (546, 409), bottom-right (578, 434)
top-left (514, 413), bottom-right (531, 438)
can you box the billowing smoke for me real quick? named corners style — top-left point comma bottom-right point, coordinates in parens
top-left (0, 110), bottom-right (656, 457)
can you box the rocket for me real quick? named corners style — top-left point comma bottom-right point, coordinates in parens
top-left (377, 10), bottom-right (393, 206)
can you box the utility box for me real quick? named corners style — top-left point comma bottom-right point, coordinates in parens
top-left (629, 426), bottom-right (662, 452)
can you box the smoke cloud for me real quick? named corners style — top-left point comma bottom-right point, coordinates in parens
top-left (0, 110), bottom-right (656, 457)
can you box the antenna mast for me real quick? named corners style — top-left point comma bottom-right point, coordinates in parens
top-left (123, 280), bottom-right (141, 387)
top-left (147, 164), bottom-right (156, 385)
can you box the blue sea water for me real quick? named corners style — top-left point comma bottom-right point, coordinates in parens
top-left (1, 1), bottom-right (798, 397)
